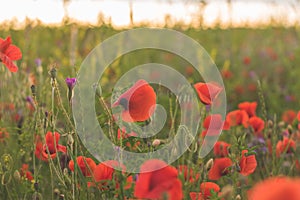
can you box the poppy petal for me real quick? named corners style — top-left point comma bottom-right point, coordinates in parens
top-left (5, 45), bottom-right (22, 60)
top-left (0, 53), bottom-right (18, 72)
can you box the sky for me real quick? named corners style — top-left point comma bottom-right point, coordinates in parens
top-left (1, 0), bottom-right (299, 27)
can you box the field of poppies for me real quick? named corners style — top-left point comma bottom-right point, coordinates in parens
top-left (1, 22), bottom-right (300, 200)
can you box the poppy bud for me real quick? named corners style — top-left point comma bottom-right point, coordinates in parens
top-left (267, 120), bottom-right (273, 128)
top-left (287, 125), bottom-right (293, 134)
top-left (67, 134), bottom-right (74, 146)
top-left (220, 185), bottom-right (233, 199)
top-left (54, 188), bottom-right (60, 197)
top-left (152, 139), bottom-right (161, 147)
top-left (13, 170), bottom-right (21, 182)
top-left (278, 121), bottom-right (285, 128)
top-left (205, 158), bottom-right (214, 171)
top-left (235, 194), bottom-right (241, 200)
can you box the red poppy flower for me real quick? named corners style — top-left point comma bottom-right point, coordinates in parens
top-left (208, 157), bottom-right (232, 180)
top-left (113, 79), bottom-right (156, 122)
top-left (0, 36), bottom-right (22, 72)
top-left (93, 160), bottom-right (122, 182)
top-left (134, 159), bottom-right (183, 200)
top-left (226, 110), bottom-right (249, 128)
top-left (247, 83), bottom-right (257, 92)
top-left (190, 182), bottom-right (221, 200)
top-left (177, 165), bottom-right (200, 183)
top-left (185, 65), bottom-right (194, 76)
top-left (68, 156), bottom-right (96, 177)
top-left (276, 137), bottom-right (296, 157)
top-left (213, 141), bottom-right (230, 157)
top-left (200, 182), bottom-right (221, 199)
top-left (0, 128), bottom-right (9, 143)
top-left (248, 177), bottom-right (300, 200)
top-left (221, 69), bottom-right (233, 79)
top-left (203, 114), bottom-right (227, 130)
top-left (238, 101), bottom-right (257, 117)
top-left (194, 82), bottom-right (222, 105)
top-left (239, 150), bottom-right (257, 176)
top-left (234, 85), bottom-right (244, 95)
top-left (282, 110), bottom-right (297, 125)
top-left (243, 56), bottom-right (251, 65)
top-left (35, 132), bottom-right (67, 161)
top-left (295, 160), bottom-right (300, 171)
top-left (20, 164), bottom-right (33, 181)
top-left (117, 128), bottom-right (137, 139)
top-left (248, 116), bottom-right (265, 136)
top-left (91, 160), bottom-right (132, 190)
top-left (201, 114), bottom-right (229, 137)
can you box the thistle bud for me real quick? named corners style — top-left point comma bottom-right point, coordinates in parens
top-left (49, 67), bottom-right (57, 79)
top-left (31, 85), bottom-right (36, 97)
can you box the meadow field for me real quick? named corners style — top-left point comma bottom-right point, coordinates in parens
top-left (1, 21), bottom-right (300, 200)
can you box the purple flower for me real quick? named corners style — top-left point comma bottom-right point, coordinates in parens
top-left (65, 78), bottom-right (76, 90)
top-left (35, 58), bottom-right (42, 67)
top-left (248, 136), bottom-right (267, 154)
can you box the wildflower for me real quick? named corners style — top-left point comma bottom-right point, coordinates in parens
top-left (0, 36), bottom-right (22, 72)
top-left (65, 77), bottom-right (77, 90)
top-left (117, 128), bottom-right (137, 139)
top-left (238, 101), bottom-right (257, 117)
top-left (152, 139), bottom-right (161, 147)
top-left (226, 110), bottom-right (249, 128)
top-left (276, 137), bottom-right (296, 157)
top-left (113, 79), bottom-right (156, 122)
top-left (248, 177), bottom-right (300, 200)
top-left (221, 69), bottom-right (233, 79)
top-left (20, 164), bottom-right (33, 181)
top-left (134, 159), bottom-right (182, 200)
top-left (68, 156), bottom-right (96, 177)
top-left (243, 56), bottom-right (251, 65)
top-left (0, 128), bottom-right (9, 143)
top-left (177, 165), bottom-right (200, 183)
top-left (248, 116), bottom-right (265, 136)
top-left (213, 141), bottom-right (230, 157)
top-left (208, 157), bottom-right (232, 180)
top-left (248, 137), bottom-right (267, 154)
top-left (34, 58), bottom-right (42, 67)
top-left (92, 160), bottom-right (132, 190)
top-left (189, 182), bottom-right (221, 200)
top-left (282, 110), bottom-right (297, 125)
top-left (194, 82), bottom-right (222, 105)
top-left (201, 114), bottom-right (229, 137)
top-left (35, 132), bottom-right (67, 161)
top-left (239, 150), bottom-right (257, 176)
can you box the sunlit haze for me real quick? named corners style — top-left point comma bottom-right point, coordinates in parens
top-left (1, 0), bottom-right (300, 27)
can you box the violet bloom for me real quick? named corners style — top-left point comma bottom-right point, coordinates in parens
top-left (65, 78), bottom-right (76, 90)
top-left (35, 58), bottom-right (42, 67)
top-left (248, 137), bottom-right (267, 154)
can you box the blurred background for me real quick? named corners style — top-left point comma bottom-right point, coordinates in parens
top-left (1, 0), bottom-right (300, 116)
top-left (1, 0), bottom-right (300, 28)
